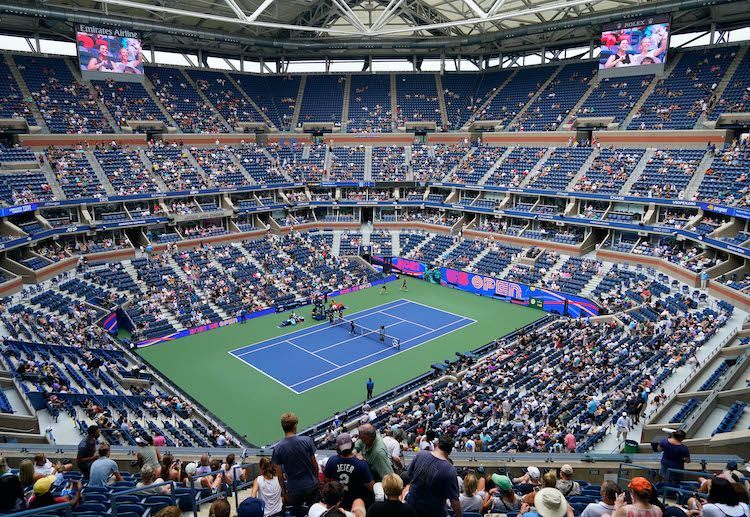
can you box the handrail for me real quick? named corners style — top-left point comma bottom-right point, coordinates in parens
top-left (189, 467), bottom-right (229, 517)
top-left (111, 481), bottom-right (177, 516)
top-left (4, 502), bottom-right (73, 517)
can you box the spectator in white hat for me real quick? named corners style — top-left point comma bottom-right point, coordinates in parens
top-left (556, 465), bottom-right (581, 497)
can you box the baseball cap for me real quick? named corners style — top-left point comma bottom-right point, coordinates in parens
top-left (33, 475), bottom-right (56, 495)
top-left (492, 473), bottom-right (513, 491)
top-left (336, 433), bottom-right (354, 452)
top-left (528, 466), bottom-right (541, 479)
top-left (237, 497), bottom-right (265, 517)
top-left (628, 477), bottom-right (653, 493)
top-left (560, 464), bottom-right (574, 475)
top-left (185, 462), bottom-right (198, 476)
top-left (534, 488), bottom-right (569, 517)
top-left (135, 437), bottom-right (144, 445)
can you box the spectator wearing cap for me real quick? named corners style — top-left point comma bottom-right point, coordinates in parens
top-left (324, 432), bottom-right (375, 509)
top-left (355, 423), bottom-right (394, 482)
top-left (76, 424), bottom-right (100, 478)
top-left (405, 434), bottom-right (462, 517)
top-left (272, 412), bottom-right (320, 510)
top-left (309, 481), bottom-right (366, 517)
top-left (28, 475), bottom-right (82, 509)
top-left (251, 457), bottom-right (282, 517)
top-left (581, 480), bottom-right (621, 517)
top-left (486, 474), bottom-right (522, 514)
top-left (616, 412), bottom-right (633, 442)
top-left (88, 445), bottom-right (123, 487)
top-left (520, 487), bottom-right (570, 517)
top-left (658, 430), bottom-right (690, 483)
top-left (366, 473), bottom-right (416, 517)
top-left (613, 477), bottom-right (662, 517)
top-left (514, 466), bottom-right (542, 489)
top-left (556, 465), bottom-right (581, 497)
top-left (524, 471), bottom-right (558, 506)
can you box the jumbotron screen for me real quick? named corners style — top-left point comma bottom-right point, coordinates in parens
top-left (599, 15), bottom-right (671, 70)
top-left (76, 24), bottom-right (144, 75)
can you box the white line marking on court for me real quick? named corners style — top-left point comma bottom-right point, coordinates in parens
top-left (310, 320), bottom-right (411, 354)
top-left (381, 312), bottom-right (434, 331)
top-left (290, 316), bottom-right (474, 390)
top-left (228, 349), bottom-right (303, 394)
top-left (403, 298), bottom-right (478, 323)
top-left (286, 340), bottom-right (340, 367)
top-left (232, 299), bottom-right (412, 358)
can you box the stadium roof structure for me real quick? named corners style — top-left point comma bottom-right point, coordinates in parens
top-left (2, 0), bottom-right (749, 60)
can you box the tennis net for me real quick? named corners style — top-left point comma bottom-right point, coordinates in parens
top-left (333, 316), bottom-right (401, 350)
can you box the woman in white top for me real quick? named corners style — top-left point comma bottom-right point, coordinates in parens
top-left (250, 457), bottom-right (283, 517)
top-left (700, 477), bottom-right (750, 517)
top-left (459, 474), bottom-right (484, 513)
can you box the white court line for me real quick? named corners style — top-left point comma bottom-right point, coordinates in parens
top-left (380, 312), bottom-right (433, 331)
top-left (287, 340), bottom-right (340, 368)
top-left (290, 316), bottom-right (475, 389)
top-left (404, 298), bottom-right (478, 323)
top-left (231, 299), bottom-right (412, 358)
top-left (311, 321), bottom-right (411, 354)
top-left (228, 349), bottom-right (302, 394)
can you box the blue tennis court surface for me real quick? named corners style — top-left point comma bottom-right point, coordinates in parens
top-left (229, 299), bottom-right (475, 393)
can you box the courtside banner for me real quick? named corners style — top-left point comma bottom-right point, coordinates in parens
top-left (439, 267), bottom-right (600, 318)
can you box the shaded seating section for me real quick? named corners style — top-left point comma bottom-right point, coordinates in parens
top-left (0, 59), bottom-right (36, 125)
top-left (670, 398), bottom-right (700, 423)
top-left (330, 146), bottom-right (366, 181)
top-left (698, 360), bottom-right (730, 391)
top-left (631, 148), bottom-right (706, 198)
top-left (574, 148), bottom-right (645, 194)
top-left (412, 143), bottom-right (470, 181)
top-left (298, 75), bottom-right (345, 127)
top-left (708, 50), bottom-right (750, 119)
top-left (231, 73), bottom-right (299, 130)
top-left (15, 54), bottom-right (110, 134)
top-left (372, 146), bottom-right (407, 181)
top-left (94, 148), bottom-right (159, 195)
top-left (576, 75), bottom-right (653, 124)
top-left (529, 147), bottom-right (592, 190)
top-left (347, 74), bottom-right (392, 132)
top-left (408, 233), bottom-right (454, 262)
top-left (442, 69), bottom-right (513, 130)
top-left (629, 46), bottom-right (737, 129)
top-left (93, 79), bottom-right (169, 128)
top-left (188, 68), bottom-right (261, 126)
top-left (478, 66), bottom-right (550, 128)
top-left (46, 148), bottom-right (105, 199)
top-left (396, 74), bottom-right (442, 126)
top-left (485, 147), bottom-right (546, 186)
top-left (442, 239), bottom-right (485, 269)
top-left (510, 62), bottom-right (597, 131)
top-left (146, 143), bottom-right (208, 191)
top-left (473, 244), bottom-right (523, 275)
top-left (146, 66), bottom-right (225, 133)
top-left (399, 232), bottom-right (429, 255)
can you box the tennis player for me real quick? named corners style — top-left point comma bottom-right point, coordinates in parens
top-left (400, 278), bottom-right (408, 291)
top-left (380, 284), bottom-right (387, 295)
top-left (350, 320), bottom-right (356, 334)
top-left (392, 337), bottom-right (400, 350)
top-left (379, 325), bottom-right (385, 342)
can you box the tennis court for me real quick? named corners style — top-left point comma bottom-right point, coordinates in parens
top-left (229, 299), bottom-right (475, 393)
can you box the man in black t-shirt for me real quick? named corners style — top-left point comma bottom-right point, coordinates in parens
top-left (272, 412), bottom-right (320, 511)
top-left (76, 425), bottom-right (100, 479)
top-left (405, 434), bottom-right (462, 517)
top-left (323, 433), bottom-right (374, 509)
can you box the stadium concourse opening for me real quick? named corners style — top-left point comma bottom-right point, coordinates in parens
top-left (137, 279), bottom-right (542, 445)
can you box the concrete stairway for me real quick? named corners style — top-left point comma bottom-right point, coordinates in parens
top-left (518, 147), bottom-right (555, 187)
top-left (462, 70), bottom-right (518, 130)
top-left (138, 149), bottom-right (170, 192)
top-left (180, 69), bottom-right (232, 132)
top-left (478, 147), bottom-right (515, 185)
top-left (685, 149), bottom-right (717, 198)
top-left (224, 72), bottom-right (276, 129)
top-left (363, 146), bottom-right (373, 181)
top-left (290, 75), bottom-right (307, 130)
top-left (391, 231), bottom-right (401, 256)
top-left (65, 58), bottom-right (120, 133)
top-left (142, 76), bottom-right (180, 128)
top-left (226, 148), bottom-right (258, 185)
top-left (441, 147), bottom-right (476, 182)
top-left (619, 148), bottom-right (656, 195)
top-left (695, 45), bottom-right (749, 129)
top-left (505, 65), bottom-right (563, 130)
top-left (36, 153), bottom-right (66, 200)
top-left (467, 246), bottom-right (492, 270)
top-left (390, 73), bottom-right (398, 130)
top-left (5, 55), bottom-right (47, 132)
top-left (579, 261), bottom-right (613, 297)
top-left (341, 74), bottom-right (352, 132)
top-left (560, 75), bottom-right (602, 129)
top-left (84, 150), bottom-right (116, 195)
top-left (435, 73), bottom-right (449, 129)
top-left (566, 147), bottom-right (600, 190)
top-left (331, 231), bottom-right (342, 256)
top-left (622, 53), bottom-right (683, 129)
top-left (539, 254), bottom-right (568, 284)
top-left (183, 146), bottom-right (216, 187)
